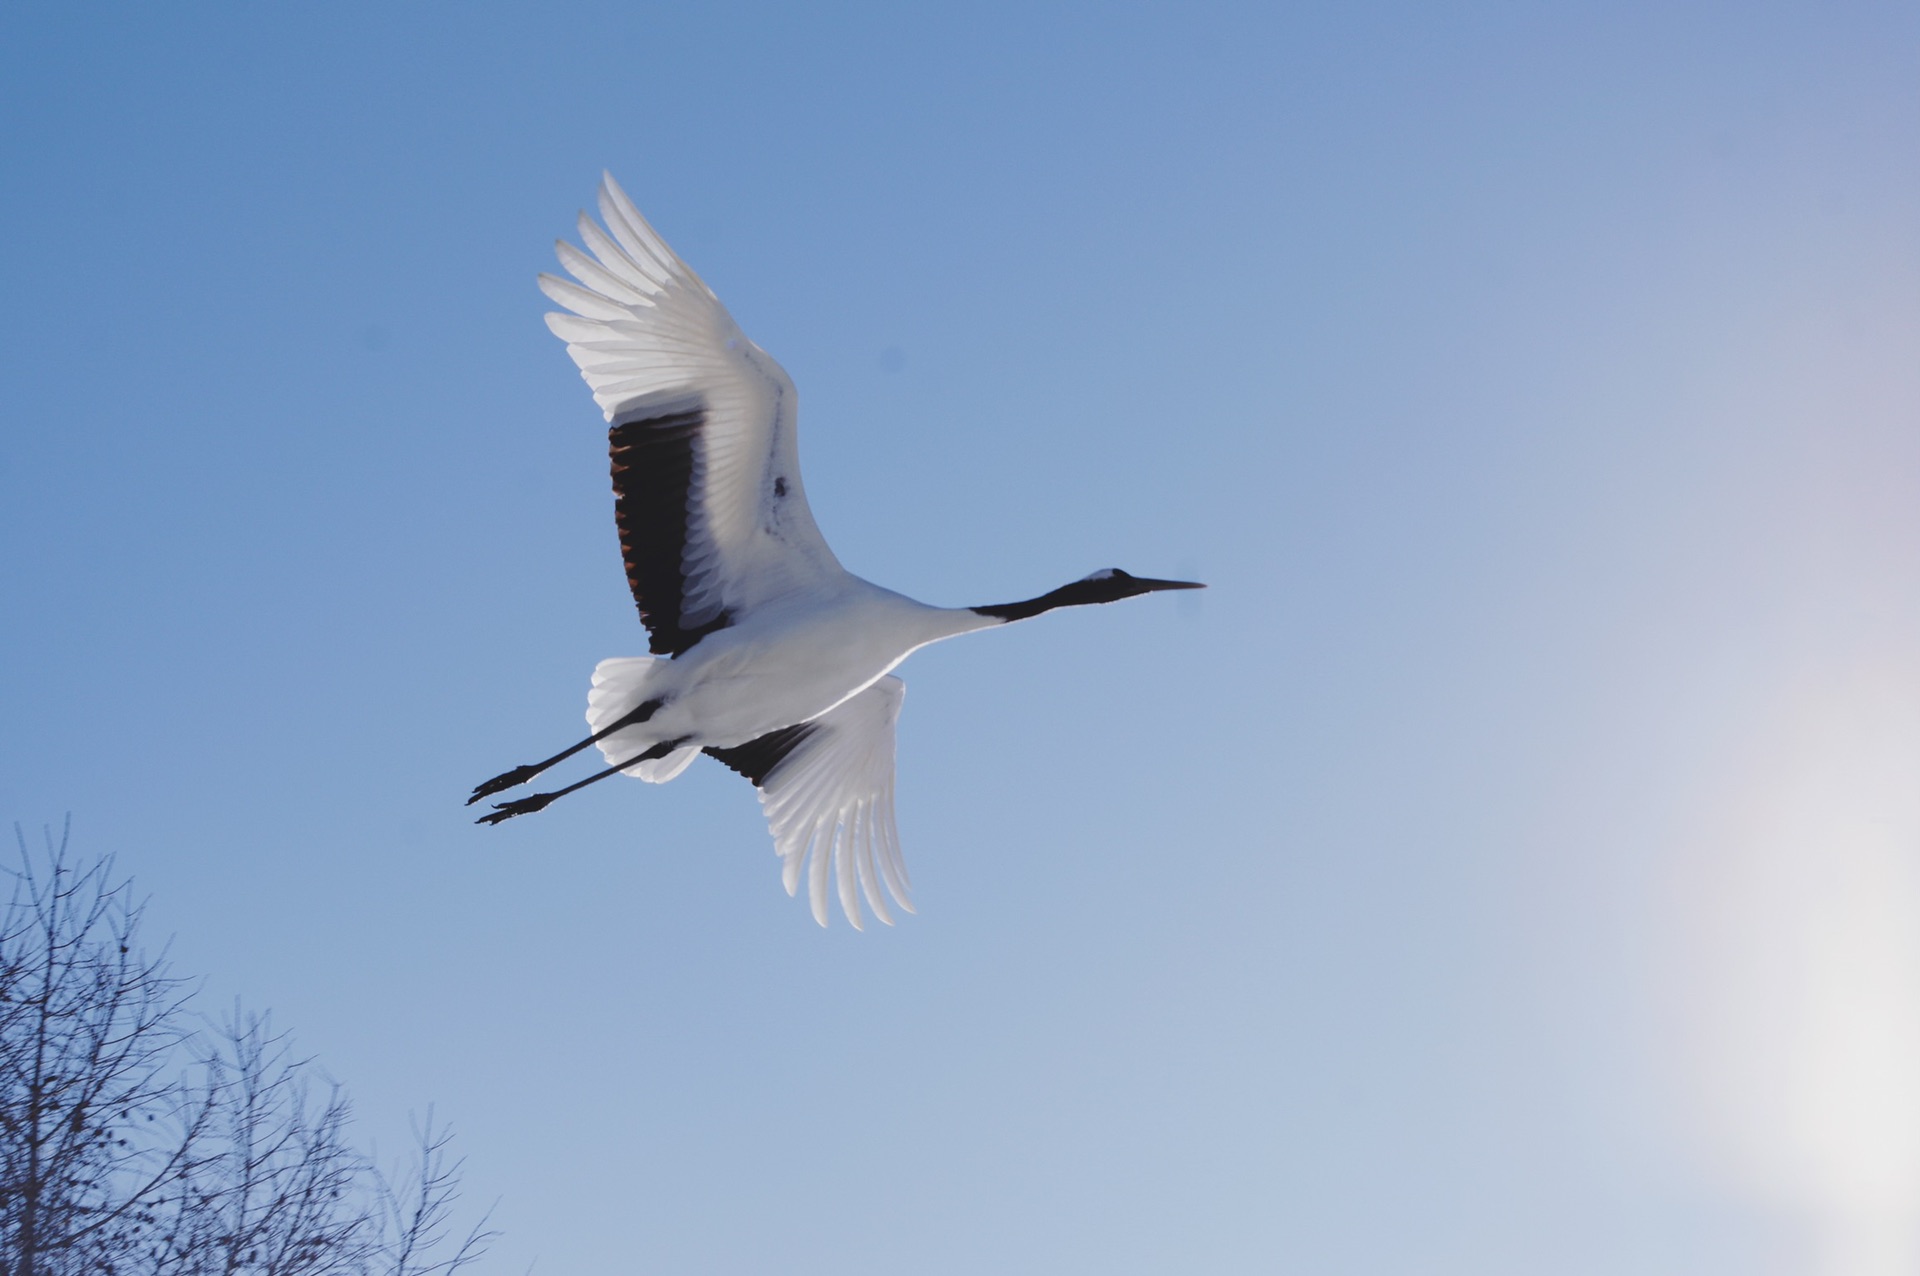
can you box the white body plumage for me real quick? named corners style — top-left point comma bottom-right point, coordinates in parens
top-left (590, 582), bottom-right (994, 777)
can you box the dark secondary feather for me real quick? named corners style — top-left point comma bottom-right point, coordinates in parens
top-left (704, 722), bottom-right (819, 787)
top-left (608, 402), bottom-right (732, 657)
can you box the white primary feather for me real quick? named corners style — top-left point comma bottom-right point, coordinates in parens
top-left (755, 677), bottom-right (912, 929)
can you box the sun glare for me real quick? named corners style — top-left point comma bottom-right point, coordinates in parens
top-left (1678, 663), bottom-right (1920, 1275)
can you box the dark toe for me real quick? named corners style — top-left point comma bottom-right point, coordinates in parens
top-left (468, 765), bottom-right (541, 805)
top-left (476, 792), bottom-right (557, 825)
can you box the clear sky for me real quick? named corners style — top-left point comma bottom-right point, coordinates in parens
top-left (4, 2), bottom-right (1919, 1272)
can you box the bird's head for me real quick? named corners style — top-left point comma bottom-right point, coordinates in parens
top-left (1061, 568), bottom-right (1206, 605)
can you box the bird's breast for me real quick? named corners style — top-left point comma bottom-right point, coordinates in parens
top-left (662, 599), bottom-right (929, 747)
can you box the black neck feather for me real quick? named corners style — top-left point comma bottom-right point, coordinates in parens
top-left (971, 574), bottom-right (1143, 622)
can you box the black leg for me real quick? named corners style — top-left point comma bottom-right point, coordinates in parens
top-left (467, 697), bottom-right (664, 804)
top-left (475, 736), bottom-right (691, 825)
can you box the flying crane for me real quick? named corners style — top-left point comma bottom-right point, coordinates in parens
top-left (472, 175), bottom-right (1203, 926)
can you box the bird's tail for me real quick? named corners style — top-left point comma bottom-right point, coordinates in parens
top-left (587, 658), bottom-right (696, 783)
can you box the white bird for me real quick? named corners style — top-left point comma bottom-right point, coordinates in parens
top-left (472, 174), bottom-right (1203, 927)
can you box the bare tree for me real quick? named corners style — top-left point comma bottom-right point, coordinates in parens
top-left (0, 824), bottom-right (203, 1275)
top-left (147, 1011), bottom-right (377, 1276)
top-left (0, 824), bottom-right (495, 1276)
top-left (371, 1113), bottom-right (494, 1276)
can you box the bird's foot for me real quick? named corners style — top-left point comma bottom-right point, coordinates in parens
top-left (475, 792), bottom-right (558, 825)
top-left (468, 764), bottom-right (544, 805)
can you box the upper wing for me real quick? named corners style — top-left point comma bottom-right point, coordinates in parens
top-left (541, 174), bottom-right (842, 656)
top-left (705, 677), bottom-right (912, 929)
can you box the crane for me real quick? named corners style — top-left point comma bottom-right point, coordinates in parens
top-left (472, 175), bottom-right (1203, 927)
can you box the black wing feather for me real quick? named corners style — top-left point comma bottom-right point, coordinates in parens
top-left (609, 403), bottom-right (732, 656)
top-left (704, 723), bottom-right (820, 788)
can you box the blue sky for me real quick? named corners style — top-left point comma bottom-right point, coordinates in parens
top-left (4, 2), bottom-right (1919, 1272)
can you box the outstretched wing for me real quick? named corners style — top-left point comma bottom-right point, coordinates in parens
top-left (705, 677), bottom-right (912, 929)
top-left (541, 174), bottom-right (842, 656)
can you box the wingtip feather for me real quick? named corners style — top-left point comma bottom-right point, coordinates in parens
top-left (537, 272), bottom-right (631, 321)
top-left (596, 174), bottom-right (678, 278)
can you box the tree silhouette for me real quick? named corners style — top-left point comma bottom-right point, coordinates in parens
top-left (0, 824), bottom-right (494, 1276)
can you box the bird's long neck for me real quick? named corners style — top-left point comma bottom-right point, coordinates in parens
top-left (970, 574), bottom-right (1138, 623)
top-left (967, 569), bottom-right (1206, 624)
top-left (969, 586), bottom-right (1087, 624)
top-left (900, 570), bottom-right (1202, 645)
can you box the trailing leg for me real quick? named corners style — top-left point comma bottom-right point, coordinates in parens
top-left (467, 697), bottom-right (663, 804)
top-left (476, 736), bottom-right (691, 824)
